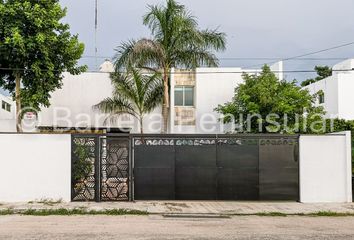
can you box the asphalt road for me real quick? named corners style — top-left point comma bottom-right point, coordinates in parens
top-left (0, 215), bottom-right (354, 240)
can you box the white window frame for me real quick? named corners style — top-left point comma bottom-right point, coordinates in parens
top-left (174, 86), bottom-right (194, 107)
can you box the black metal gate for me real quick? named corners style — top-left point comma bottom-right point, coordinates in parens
top-left (71, 134), bottom-right (299, 201)
top-left (133, 135), bottom-right (299, 201)
top-left (71, 135), bottom-right (130, 201)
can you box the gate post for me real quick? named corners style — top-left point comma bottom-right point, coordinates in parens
top-left (94, 135), bottom-right (101, 202)
top-left (129, 135), bottom-right (134, 201)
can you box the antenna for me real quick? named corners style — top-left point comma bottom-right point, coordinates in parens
top-left (94, 0), bottom-right (98, 69)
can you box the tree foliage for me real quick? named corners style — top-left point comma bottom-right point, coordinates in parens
top-left (216, 65), bottom-right (325, 133)
top-left (94, 68), bottom-right (163, 133)
top-left (301, 66), bottom-right (332, 87)
top-left (114, 0), bottom-right (226, 133)
top-left (73, 143), bottom-right (93, 184)
top-left (0, 0), bottom-right (85, 112)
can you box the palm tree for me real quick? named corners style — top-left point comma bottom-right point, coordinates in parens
top-left (94, 68), bottom-right (163, 134)
top-left (114, 0), bottom-right (226, 133)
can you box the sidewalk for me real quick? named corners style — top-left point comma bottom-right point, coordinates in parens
top-left (1, 201), bottom-right (354, 215)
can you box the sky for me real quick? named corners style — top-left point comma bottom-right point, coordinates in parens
top-left (2, 0), bottom-right (354, 95)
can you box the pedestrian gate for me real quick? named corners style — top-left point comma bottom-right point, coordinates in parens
top-left (71, 135), bottom-right (130, 202)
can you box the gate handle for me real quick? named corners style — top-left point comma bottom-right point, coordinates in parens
top-left (293, 143), bottom-right (299, 162)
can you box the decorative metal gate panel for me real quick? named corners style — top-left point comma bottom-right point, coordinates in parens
top-left (100, 137), bottom-right (130, 201)
top-left (71, 135), bottom-right (130, 202)
top-left (71, 135), bottom-right (99, 201)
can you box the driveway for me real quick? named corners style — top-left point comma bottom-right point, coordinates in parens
top-left (1, 215), bottom-right (354, 240)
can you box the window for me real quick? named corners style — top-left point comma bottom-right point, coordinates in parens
top-left (1, 100), bottom-right (11, 112)
top-left (174, 86), bottom-right (194, 106)
top-left (319, 92), bottom-right (325, 104)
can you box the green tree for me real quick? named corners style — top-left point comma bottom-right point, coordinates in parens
top-left (216, 65), bottom-right (325, 133)
top-left (94, 68), bottom-right (163, 134)
top-left (114, 0), bottom-right (226, 133)
top-left (301, 66), bottom-right (332, 87)
top-left (0, 0), bottom-right (85, 132)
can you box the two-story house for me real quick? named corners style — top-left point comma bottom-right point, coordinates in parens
top-left (36, 60), bottom-right (283, 133)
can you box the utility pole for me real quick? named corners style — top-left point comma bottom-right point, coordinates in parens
top-left (95, 0), bottom-right (98, 69)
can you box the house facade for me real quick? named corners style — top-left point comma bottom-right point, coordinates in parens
top-left (36, 60), bottom-right (283, 134)
top-left (1, 59), bottom-right (353, 133)
top-left (303, 59), bottom-right (354, 120)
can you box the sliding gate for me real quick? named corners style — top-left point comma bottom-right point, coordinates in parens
top-left (133, 135), bottom-right (299, 201)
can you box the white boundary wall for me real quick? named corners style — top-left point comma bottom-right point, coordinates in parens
top-left (0, 134), bottom-right (71, 202)
top-left (0, 133), bottom-right (351, 203)
top-left (300, 131), bottom-right (352, 203)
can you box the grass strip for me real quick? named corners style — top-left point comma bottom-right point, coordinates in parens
top-left (1, 208), bottom-right (147, 216)
top-left (1, 209), bottom-right (354, 217)
top-left (21, 208), bottom-right (148, 216)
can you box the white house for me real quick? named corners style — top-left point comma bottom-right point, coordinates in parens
top-left (303, 59), bottom-right (354, 120)
top-left (2, 59), bottom-right (354, 133)
top-left (35, 60), bottom-right (283, 134)
top-left (0, 93), bottom-right (16, 132)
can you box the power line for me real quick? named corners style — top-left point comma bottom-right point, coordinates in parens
top-left (0, 67), bottom-right (353, 74)
top-left (0, 48), bottom-right (352, 61)
top-left (243, 41), bottom-right (354, 68)
top-left (219, 57), bottom-right (351, 61)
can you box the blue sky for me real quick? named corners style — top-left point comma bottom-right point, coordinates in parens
top-left (2, 0), bottom-right (354, 95)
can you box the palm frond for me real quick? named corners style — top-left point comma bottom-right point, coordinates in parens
top-left (94, 67), bottom-right (163, 129)
top-left (199, 29), bottom-right (227, 51)
top-left (93, 96), bottom-right (138, 117)
top-left (143, 81), bottom-right (164, 112)
top-left (114, 39), bottom-right (165, 71)
top-left (173, 48), bottom-right (219, 68)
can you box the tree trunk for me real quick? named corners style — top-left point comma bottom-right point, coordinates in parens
top-left (139, 116), bottom-right (144, 134)
top-left (15, 73), bottom-right (22, 132)
top-left (161, 70), bottom-right (170, 133)
top-left (139, 115), bottom-right (145, 144)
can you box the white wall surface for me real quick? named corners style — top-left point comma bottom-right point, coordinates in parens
top-left (299, 132), bottom-right (352, 203)
top-left (39, 72), bottom-right (113, 128)
top-left (333, 59), bottom-right (354, 72)
top-left (0, 94), bottom-right (16, 132)
top-left (0, 120), bottom-right (16, 132)
top-left (194, 68), bottom-right (244, 134)
top-left (38, 72), bottom-right (162, 133)
top-left (0, 134), bottom-right (71, 202)
top-left (337, 73), bottom-right (354, 120)
top-left (303, 75), bottom-right (339, 118)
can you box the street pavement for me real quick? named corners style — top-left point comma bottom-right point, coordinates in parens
top-left (1, 215), bottom-right (354, 240)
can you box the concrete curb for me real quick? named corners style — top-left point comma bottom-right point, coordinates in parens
top-left (1, 201), bottom-right (354, 215)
